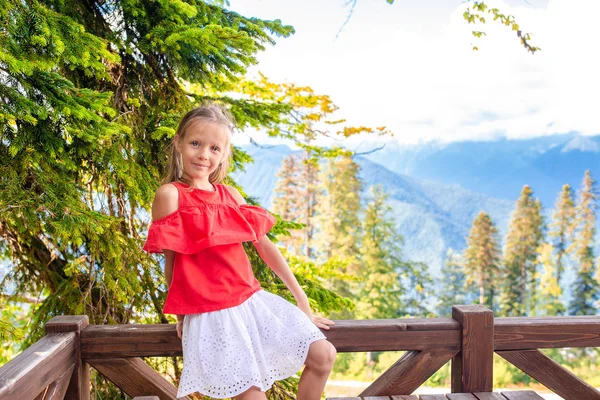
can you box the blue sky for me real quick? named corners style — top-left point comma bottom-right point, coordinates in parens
top-left (227, 0), bottom-right (599, 146)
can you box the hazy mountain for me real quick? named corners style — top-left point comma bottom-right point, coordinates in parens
top-left (235, 134), bottom-right (599, 288)
top-left (234, 144), bottom-right (514, 275)
top-left (361, 133), bottom-right (600, 208)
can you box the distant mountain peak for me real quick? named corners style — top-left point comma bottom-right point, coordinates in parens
top-left (561, 135), bottom-right (600, 153)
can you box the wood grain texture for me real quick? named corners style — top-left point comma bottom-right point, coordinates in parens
top-left (447, 394), bottom-right (478, 400)
top-left (494, 316), bottom-right (600, 350)
top-left (330, 330), bottom-right (461, 353)
top-left (500, 391), bottom-right (545, 400)
top-left (363, 397), bottom-right (394, 400)
top-left (0, 333), bottom-right (76, 400)
top-left (88, 357), bottom-right (189, 400)
top-left (78, 316), bottom-right (600, 357)
top-left (497, 350), bottom-right (600, 400)
top-left (472, 393), bottom-right (507, 400)
top-left (325, 398), bottom-right (362, 400)
top-left (44, 363), bottom-right (75, 400)
top-left (46, 315), bottom-right (90, 400)
top-left (82, 324), bottom-right (182, 358)
top-left (360, 350), bottom-right (457, 396)
top-left (45, 316), bottom-right (89, 334)
top-left (451, 306), bottom-right (494, 393)
top-left (81, 321), bottom-right (462, 357)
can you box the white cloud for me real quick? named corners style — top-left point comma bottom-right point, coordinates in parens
top-left (229, 0), bottom-right (600, 146)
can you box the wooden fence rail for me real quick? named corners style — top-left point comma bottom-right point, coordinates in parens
top-left (1, 305), bottom-right (599, 400)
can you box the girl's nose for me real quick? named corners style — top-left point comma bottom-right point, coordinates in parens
top-left (198, 147), bottom-right (209, 159)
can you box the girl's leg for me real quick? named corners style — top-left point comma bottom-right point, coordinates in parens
top-left (235, 386), bottom-right (266, 400)
top-left (297, 339), bottom-right (337, 400)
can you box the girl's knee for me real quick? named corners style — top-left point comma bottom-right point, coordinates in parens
top-left (306, 340), bottom-right (337, 373)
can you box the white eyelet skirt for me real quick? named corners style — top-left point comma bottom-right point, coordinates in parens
top-left (177, 289), bottom-right (327, 398)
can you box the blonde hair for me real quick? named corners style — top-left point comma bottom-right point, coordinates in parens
top-left (163, 104), bottom-right (234, 186)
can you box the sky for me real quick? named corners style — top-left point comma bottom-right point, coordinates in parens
top-left (227, 0), bottom-right (600, 146)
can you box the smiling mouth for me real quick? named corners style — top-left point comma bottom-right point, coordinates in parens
top-left (192, 163), bottom-right (210, 168)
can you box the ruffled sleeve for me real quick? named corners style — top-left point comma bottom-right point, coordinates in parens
top-left (143, 203), bottom-right (276, 254)
top-left (239, 204), bottom-right (277, 242)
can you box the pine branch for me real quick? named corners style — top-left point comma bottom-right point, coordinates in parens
top-left (0, 293), bottom-right (41, 303)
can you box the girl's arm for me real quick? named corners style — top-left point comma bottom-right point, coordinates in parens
top-left (226, 186), bottom-right (334, 329)
top-left (151, 184), bottom-right (184, 323)
top-left (254, 234), bottom-right (333, 329)
top-left (163, 250), bottom-right (182, 322)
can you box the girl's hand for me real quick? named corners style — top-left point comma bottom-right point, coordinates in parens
top-left (311, 315), bottom-right (335, 330)
top-left (176, 319), bottom-right (184, 339)
top-left (299, 304), bottom-right (335, 330)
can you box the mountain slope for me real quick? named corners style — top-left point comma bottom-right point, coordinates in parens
top-left (234, 145), bottom-right (514, 274)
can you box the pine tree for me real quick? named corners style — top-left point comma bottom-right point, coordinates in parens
top-left (568, 171), bottom-right (599, 316)
top-left (536, 242), bottom-right (565, 316)
top-left (0, 0), bottom-right (294, 331)
top-left (528, 199), bottom-right (545, 311)
top-left (272, 152), bottom-right (321, 259)
top-left (549, 185), bottom-right (576, 290)
top-left (500, 186), bottom-right (545, 316)
top-left (355, 185), bottom-right (404, 320)
top-left (401, 261), bottom-right (434, 317)
top-left (314, 154), bottom-right (363, 318)
top-left (302, 154), bottom-right (320, 259)
top-left (316, 154), bottom-right (363, 263)
top-left (272, 154), bottom-right (304, 254)
top-left (436, 248), bottom-right (467, 317)
top-left (463, 212), bottom-right (501, 311)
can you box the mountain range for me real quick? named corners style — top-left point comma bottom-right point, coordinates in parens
top-left (233, 133), bottom-right (600, 281)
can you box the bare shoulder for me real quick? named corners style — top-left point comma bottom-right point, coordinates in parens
top-left (223, 185), bottom-right (246, 205)
top-left (151, 183), bottom-right (179, 220)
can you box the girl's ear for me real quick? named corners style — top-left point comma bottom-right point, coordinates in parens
top-left (174, 135), bottom-right (182, 153)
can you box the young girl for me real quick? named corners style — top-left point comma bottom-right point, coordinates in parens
top-left (143, 105), bottom-right (336, 399)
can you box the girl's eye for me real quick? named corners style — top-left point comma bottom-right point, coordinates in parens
top-left (212, 146), bottom-right (220, 152)
top-left (191, 141), bottom-right (199, 146)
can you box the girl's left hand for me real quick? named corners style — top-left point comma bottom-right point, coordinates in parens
top-left (311, 315), bottom-right (335, 330)
top-left (299, 304), bottom-right (335, 330)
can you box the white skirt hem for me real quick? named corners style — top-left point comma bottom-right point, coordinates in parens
top-left (176, 290), bottom-right (328, 399)
top-left (178, 334), bottom-right (325, 398)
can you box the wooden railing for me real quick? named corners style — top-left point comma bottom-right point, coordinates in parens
top-left (1, 305), bottom-right (599, 400)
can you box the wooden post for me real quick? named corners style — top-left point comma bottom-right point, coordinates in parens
top-left (451, 305), bottom-right (493, 393)
top-left (45, 315), bottom-right (90, 400)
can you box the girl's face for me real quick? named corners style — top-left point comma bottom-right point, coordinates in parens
top-left (176, 121), bottom-right (230, 184)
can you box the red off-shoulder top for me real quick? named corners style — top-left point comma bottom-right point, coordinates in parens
top-left (143, 182), bottom-right (276, 314)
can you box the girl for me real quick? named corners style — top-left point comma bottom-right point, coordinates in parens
top-left (143, 105), bottom-right (336, 399)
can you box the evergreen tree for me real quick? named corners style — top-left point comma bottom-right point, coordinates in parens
top-left (463, 212), bottom-right (501, 311)
top-left (436, 248), bottom-right (467, 317)
top-left (536, 242), bottom-right (565, 316)
top-left (549, 184), bottom-right (576, 289)
top-left (355, 185), bottom-right (403, 320)
top-left (0, 0), bottom-right (294, 332)
top-left (401, 261), bottom-right (434, 317)
top-left (314, 154), bottom-right (363, 318)
top-left (302, 155), bottom-right (320, 259)
top-left (500, 186), bottom-right (545, 316)
top-left (272, 154), bottom-right (304, 254)
top-left (272, 152), bottom-right (321, 259)
top-left (568, 171), bottom-right (599, 316)
top-left (528, 198), bottom-right (545, 311)
top-left (316, 154), bottom-right (363, 263)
